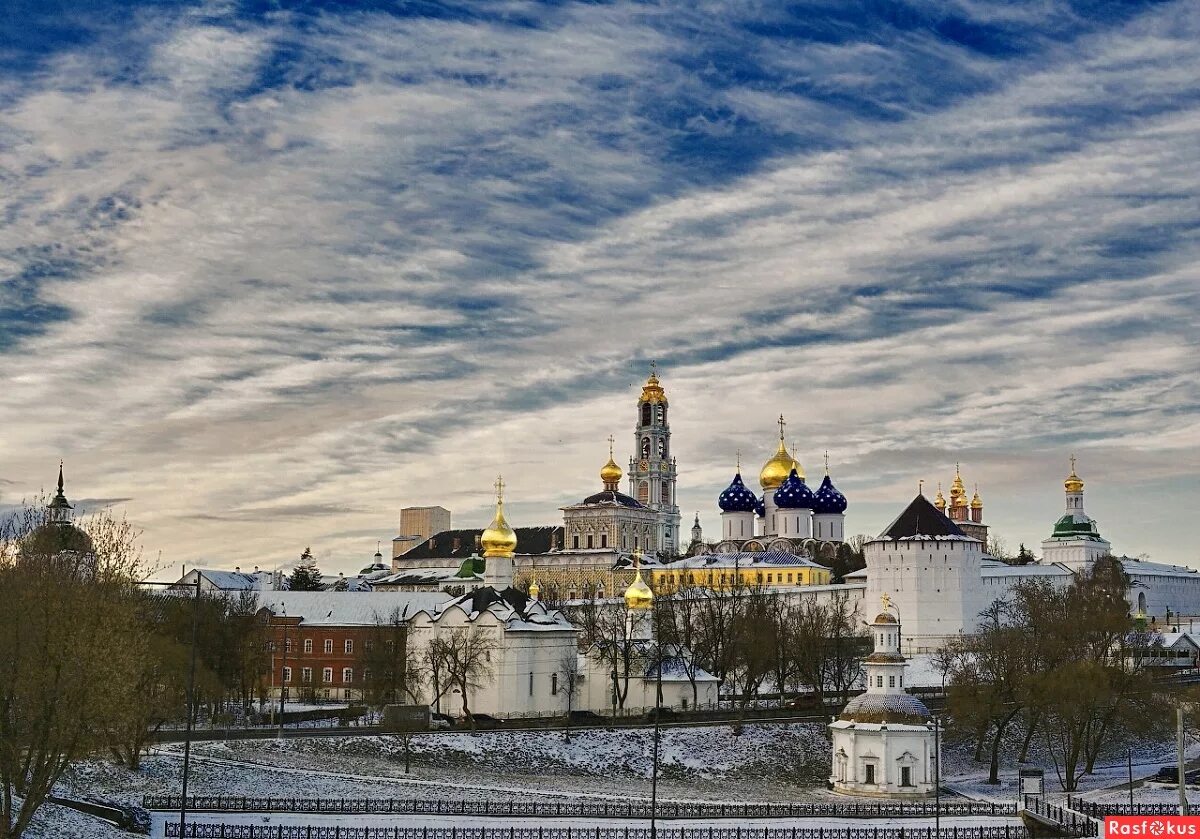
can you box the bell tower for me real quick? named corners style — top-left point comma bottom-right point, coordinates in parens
top-left (628, 363), bottom-right (681, 555)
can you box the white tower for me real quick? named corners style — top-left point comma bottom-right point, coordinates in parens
top-left (628, 365), bottom-right (680, 556)
top-left (830, 600), bottom-right (936, 798)
top-left (1040, 457), bottom-right (1111, 570)
top-left (812, 453), bottom-right (848, 543)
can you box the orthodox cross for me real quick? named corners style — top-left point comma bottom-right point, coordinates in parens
top-left (918, 479), bottom-right (925, 496)
top-left (824, 450), bottom-right (830, 474)
top-left (494, 475), bottom-right (505, 502)
top-left (607, 435), bottom-right (615, 458)
top-left (1070, 454), bottom-right (1077, 473)
top-left (777, 414), bottom-right (786, 439)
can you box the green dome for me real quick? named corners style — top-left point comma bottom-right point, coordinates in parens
top-left (1051, 514), bottom-right (1103, 540)
top-left (22, 522), bottom-right (95, 558)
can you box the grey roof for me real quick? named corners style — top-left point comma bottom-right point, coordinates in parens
top-left (840, 692), bottom-right (931, 724)
top-left (669, 550), bottom-right (826, 570)
top-left (876, 494), bottom-right (973, 541)
top-left (258, 591), bottom-right (452, 625)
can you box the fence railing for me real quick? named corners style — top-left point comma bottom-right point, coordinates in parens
top-left (164, 825), bottom-right (1041, 839)
top-left (145, 797), bottom-right (1016, 820)
top-left (1021, 796), bottom-right (1097, 838)
top-left (1066, 797), bottom-right (1182, 817)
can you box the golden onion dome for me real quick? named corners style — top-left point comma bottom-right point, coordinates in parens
top-left (480, 477), bottom-right (518, 558)
top-left (624, 569), bottom-right (654, 610)
top-left (600, 456), bottom-right (623, 485)
top-left (638, 368), bottom-right (667, 404)
top-left (528, 578), bottom-right (541, 600)
top-left (934, 483), bottom-right (946, 511)
top-left (759, 438), bottom-right (796, 489)
top-left (1064, 456), bottom-right (1084, 493)
top-left (970, 486), bottom-right (983, 509)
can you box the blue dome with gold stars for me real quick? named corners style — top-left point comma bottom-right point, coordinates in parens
top-left (755, 497), bottom-right (765, 517)
top-left (812, 474), bottom-right (847, 514)
top-left (774, 468), bottom-right (815, 509)
top-left (718, 472), bottom-right (758, 512)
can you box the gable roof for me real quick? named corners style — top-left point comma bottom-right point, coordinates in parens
top-left (258, 591), bottom-right (451, 625)
top-left (876, 494), bottom-right (974, 541)
top-left (401, 526), bottom-right (563, 560)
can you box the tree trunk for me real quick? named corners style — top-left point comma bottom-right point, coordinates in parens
top-left (988, 708), bottom-right (1021, 784)
top-left (973, 721), bottom-right (988, 763)
top-left (1019, 710), bottom-right (1041, 763)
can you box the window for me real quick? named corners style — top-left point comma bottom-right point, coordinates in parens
top-left (303, 638), bottom-right (312, 654)
top-left (344, 639), bottom-right (354, 654)
top-left (344, 689), bottom-right (353, 701)
top-left (876, 676), bottom-right (884, 688)
top-left (641, 437), bottom-right (651, 458)
top-left (551, 673), bottom-right (558, 695)
top-left (865, 764), bottom-right (876, 785)
top-left (573, 535), bottom-right (580, 549)
top-left (596, 589), bottom-right (604, 598)
top-left (364, 640), bottom-right (374, 652)
top-left (900, 766), bottom-right (912, 787)
top-left (888, 676), bottom-right (896, 688)
top-left (787, 573), bottom-right (793, 583)
top-left (286, 638), bottom-right (294, 653)
top-left (282, 666), bottom-right (292, 683)
top-left (363, 668), bottom-right (372, 682)
top-left (322, 689), bottom-right (330, 699)
top-left (324, 639), bottom-right (333, 654)
top-left (601, 534), bottom-right (608, 548)
top-left (266, 641), bottom-right (276, 652)
top-left (767, 574), bottom-right (773, 583)
top-left (529, 672), bottom-right (534, 696)
top-left (342, 668), bottom-right (353, 684)
top-left (568, 591), bottom-right (577, 600)
top-left (302, 667), bottom-right (313, 683)
top-left (587, 535), bottom-right (594, 549)
top-left (322, 667), bottom-right (333, 683)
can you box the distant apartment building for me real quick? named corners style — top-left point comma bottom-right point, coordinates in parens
top-left (391, 506), bottom-right (451, 562)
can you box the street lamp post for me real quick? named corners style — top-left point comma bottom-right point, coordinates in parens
top-left (934, 713), bottom-right (941, 833)
top-left (277, 607), bottom-right (289, 739)
top-left (139, 576), bottom-right (202, 839)
top-left (650, 600), bottom-right (664, 839)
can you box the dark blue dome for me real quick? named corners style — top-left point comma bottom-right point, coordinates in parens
top-left (755, 497), bottom-right (765, 517)
top-left (774, 468), bottom-right (815, 509)
top-left (718, 473), bottom-right (758, 513)
top-left (812, 474), bottom-right (848, 514)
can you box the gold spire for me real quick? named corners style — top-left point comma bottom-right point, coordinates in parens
top-left (1065, 455), bottom-right (1084, 493)
top-left (623, 549), bottom-right (654, 610)
top-left (970, 483), bottom-right (983, 510)
top-left (759, 415), bottom-right (797, 488)
top-left (934, 482), bottom-right (946, 511)
top-left (637, 362), bottom-right (667, 404)
top-left (480, 475), bottom-right (518, 558)
top-left (600, 435), bottom-right (622, 488)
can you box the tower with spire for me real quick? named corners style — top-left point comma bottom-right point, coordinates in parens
top-left (941, 464), bottom-right (988, 545)
top-left (627, 364), bottom-right (681, 555)
top-left (1040, 457), bottom-right (1110, 569)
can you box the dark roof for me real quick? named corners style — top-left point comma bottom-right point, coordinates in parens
top-left (576, 490), bottom-right (645, 508)
top-left (401, 526), bottom-right (563, 560)
top-left (451, 586), bottom-right (529, 617)
top-left (878, 495), bottom-right (968, 540)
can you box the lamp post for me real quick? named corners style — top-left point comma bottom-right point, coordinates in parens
top-left (277, 607), bottom-right (289, 740)
top-left (139, 575), bottom-right (202, 839)
top-left (650, 598), bottom-right (664, 839)
top-left (934, 712), bottom-right (941, 833)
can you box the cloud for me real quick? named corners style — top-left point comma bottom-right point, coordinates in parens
top-left (0, 0), bottom-right (1196, 571)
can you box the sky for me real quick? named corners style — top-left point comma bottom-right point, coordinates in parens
top-left (0, 0), bottom-right (1198, 576)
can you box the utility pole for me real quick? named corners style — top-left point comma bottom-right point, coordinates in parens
top-left (1180, 706), bottom-right (1189, 816)
top-left (277, 607), bottom-right (289, 740)
top-left (934, 713), bottom-right (941, 833)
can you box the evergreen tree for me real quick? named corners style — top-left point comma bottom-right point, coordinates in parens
top-left (287, 548), bottom-right (324, 591)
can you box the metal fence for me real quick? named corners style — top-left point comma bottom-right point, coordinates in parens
top-left (164, 825), bottom-right (1040, 839)
top-left (1021, 797), bottom-right (1097, 838)
top-left (1066, 797), bottom-right (1180, 817)
top-left (145, 797), bottom-right (1016, 820)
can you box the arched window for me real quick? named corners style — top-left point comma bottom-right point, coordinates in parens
top-left (641, 403), bottom-right (652, 426)
top-left (661, 484), bottom-right (670, 503)
top-left (637, 482), bottom-right (649, 503)
top-left (657, 438), bottom-right (667, 458)
top-left (641, 437), bottom-right (651, 458)
top-left (658, 404), bottom-right (667, 426)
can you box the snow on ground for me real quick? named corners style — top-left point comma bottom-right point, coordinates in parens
top-left (22, 801), bottom-right (129, 839)
top-left (188, 723), bottom-right (836, 801)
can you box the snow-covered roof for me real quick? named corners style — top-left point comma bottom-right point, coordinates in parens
top-left (668, 550), bottom-right (827, 570)
top-left (429, 587), bottom-right (575, 634)
top-left (980, 562), bottom-right (1074, 578)
top-left (1121, 558), bottom-right (1200, 579)
top-left (374, 567), bottom-right (465, 585)
top-left (258, 591), bottom-right (452, 625)
top-left (1156, 633), bottom-right (1200, 651)
top-left (185, 568), bottom-right (273, 591)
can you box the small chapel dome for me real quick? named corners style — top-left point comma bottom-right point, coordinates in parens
top-left (838, 691), bottom-right (931, 725)
top-left (480, 478), bottom-right (518, 558)
top-left (718, 472), bottom-right (758, 512)
top-left (624, 569), bottom-right (654, 610)
top-left (1065, 469), bottom-right (1084, 494)
top-left (812, 474), bottom-right (848, 514)
top-left (873, 612), bottom-right (898, 624)
top-left (774, 468), bottom-right (815, 509)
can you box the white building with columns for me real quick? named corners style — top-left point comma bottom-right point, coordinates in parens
top-left (830, 605), bottom-right (937, 797)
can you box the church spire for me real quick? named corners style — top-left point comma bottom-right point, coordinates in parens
top-left (48, 461), bottom-right (74, 524)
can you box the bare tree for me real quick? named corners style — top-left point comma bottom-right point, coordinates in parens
top-left (1, 502), bottom-right (149, 839)
top-left (558, 650), bottom-right (582, 741)
top-left (359, 608), bottom-right (420, 708)
top-left (434, 626), bottom-right (498, 731)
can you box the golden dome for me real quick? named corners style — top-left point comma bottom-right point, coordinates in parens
top-left (624, 570), bottom-right (654, 610)
top-left (934, 483), bottom-right (946, 511)
top-left (480, 476), bottom-right (518, 558)
top-left (1064, 455), bottom-right (1084, 493)
top-left (950, 463), bottom-right (966, 501)
top-left (970, 485), bottom-right (983, 510)
top-left (760, 438), bottom-right (796, 489)
top-left (528, 578), bottom-right (541, 600)
top-left (638, 367), bottom-right (667, 404)
top-left (600, 436), bottom-right (623, 486)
